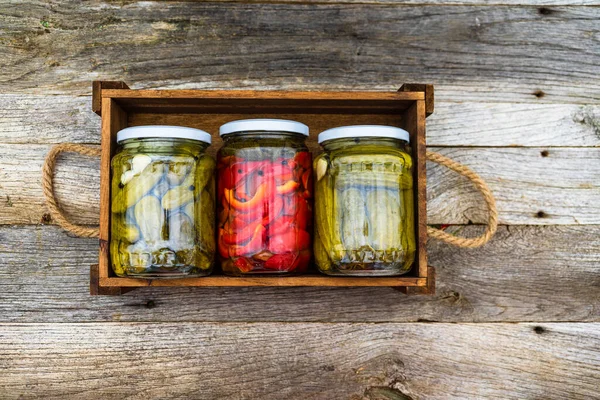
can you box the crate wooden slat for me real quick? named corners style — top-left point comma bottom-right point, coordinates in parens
top-left (92, 81), bottom-right (433, 295)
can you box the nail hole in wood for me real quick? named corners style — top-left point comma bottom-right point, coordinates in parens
top-left (540, 150), bottom-right (549, 157)
top-left (538, 7), bottom-right (555, 15)
top-left (145, 300), bottom-right (156, 309)
top-left (533, 90), bottom-right (545, 98)
top-left (536, 211), bottom-right (547, 218)
top-left (533, 326), bottom-right (545, 334)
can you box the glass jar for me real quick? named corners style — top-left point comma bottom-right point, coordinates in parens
top-left (313, 126), bottom-right (415, 276)
top-left (217, 119), bottom-right (312, 275)
top-left (110, 126), bottom-right (216, 278)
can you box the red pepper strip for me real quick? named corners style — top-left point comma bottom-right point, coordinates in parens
top-left (234, 257), bottom-right (255, 273)
top-left (301, 170), bottom-right (312, 191)
top-left (276, 180), bottom-right (299, 195)
top-left (230, 224), bottom-right (266, 257)
top-left (294, 152), bottom-right (311, 170)
top-left (274, 170), bottom-right (294, 185)
top-left (229, 209), bottom-right (263, 230)
top-left (262, 195), bottom-right (284, 227)
top-left (230, 161), bottom-right (270, 188)
top-left (224, 183), bottom-right (268, 211)
top-left (222, 219), bottom-right (262, 246)
top-left (282, 192), bottom-right (302, 216)
top-left (268, 227), bottom-right (310, 254)
top-left (218, 155), bottom-right (238, 166)
top-left (235, 184), bottom-right (252, 202)
top-left (295, 198), bottom-right (309, 230)
top-left (218, 229), bottom-right (230, 258)
top-left (267, 215), bottom-right (295, 237)
top-left (264, 252), bottom-right (298, 271)
top-left (293, 250), bottom-right (311, 273)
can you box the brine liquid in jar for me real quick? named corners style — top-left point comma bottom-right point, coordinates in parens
top-left (313, 126), bottom-right (415, 276)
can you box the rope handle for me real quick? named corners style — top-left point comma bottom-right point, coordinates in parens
top-left (426, 151), bottom-right (498, 248)
top-left (42, 143), bottom-right (101, 238)
top-left (42, 144), bottom-right (498, 247)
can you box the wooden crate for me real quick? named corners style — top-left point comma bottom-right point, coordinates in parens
top-left (90, 81), bottom-right (435, 295)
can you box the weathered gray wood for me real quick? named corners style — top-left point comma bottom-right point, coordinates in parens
top-left (1, 225), bottom-right (598, 323)
top-left (1, 144), bottom-right (597, 225)
top-left (428, 103), bottom-right (600, 146)
top-left (0, 322), bottom-right (597, 399)
top-left (2, 95), bottom-right (599, 146)
top-left (1, 3), bottom-right (599, 103)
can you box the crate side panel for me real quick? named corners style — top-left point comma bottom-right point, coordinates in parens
top-left (98, 99), bottom-right (127, 283)
top-left (402, 100), bottom-right (428, 279)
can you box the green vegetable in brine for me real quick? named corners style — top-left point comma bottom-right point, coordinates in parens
top-left (195, 155), bottom-right (216, 192)
top-left (313, 230), bottom-right (331, 271)
top-left (112, 162), bottom-right (164, 213)
top-left (168, 212), bottom-right (195, 247)
top-left (112, 215), bottom-right (140, 244)
top-left (340, 187), bottom-right (368, 253)
top-left (162, 165), bottom-right (196, 210)
top-left (134, 195), bottom-right (164, 243)
top-left (197, 189), bottom-right (215, 254)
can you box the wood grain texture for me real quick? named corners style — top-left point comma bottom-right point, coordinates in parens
top-left (113, 0), bottom-right (600, 4)
top-left (0, 322), bottom-right (598, 399)
top-left (1, 3), bottom-right (599, 103)
top-left (1, 225), bottom-right (598, 323)
top-left (2, 144), bottom-right (597, 225)
top-left (2, 95), bottom-right (598, 146)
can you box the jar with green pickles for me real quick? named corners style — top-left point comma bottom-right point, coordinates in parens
top-left (313, 126), bottom-right (415, 276)
top-left (110, 126), bottom-right (216, 278)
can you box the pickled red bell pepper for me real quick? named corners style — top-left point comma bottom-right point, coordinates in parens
top-left (217, 150), bottom-right (313, 274)
top-left (224, 183), bottom-right (268, 211)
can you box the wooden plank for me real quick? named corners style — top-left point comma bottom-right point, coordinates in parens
top-left (99, 276), bottom-right (425, 287)
top-left (1, 95), bottom-right (598, 146)
top-left (2, 144), bottom-right (598, 226)
top-left (0, 322), bottom-right (598, 399)
top-left (402, 101), bottom-right (428, 278)
top-left (0, 225), bottom-right (598, 323)
top-left (1, 3), bottom-right (599, 103)
top-left (98, 99), bottom-right (127, 280)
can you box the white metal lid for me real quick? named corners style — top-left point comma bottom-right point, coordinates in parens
top-left (219, 119), bottom-right (309, 136)
top-left (318, 125), bottom-right (410, 144)
top-left (117, 125), bottom-right (212, 144)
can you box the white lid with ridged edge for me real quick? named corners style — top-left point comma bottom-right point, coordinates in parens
top-left (219, 119), bottom-right (309, 136)
top-left (117, 125), bottom-right (212, 144)
top-left (318, 125), bottom-right (409, 144)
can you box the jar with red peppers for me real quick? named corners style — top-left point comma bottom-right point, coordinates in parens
top-left (217, 119), bottom-right (313, 275)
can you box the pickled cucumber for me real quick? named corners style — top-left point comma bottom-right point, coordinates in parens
top-left (110, 139), bottom-right (216, 278)
top-left (200, 189), bottom-right (215, 251)
top-left (340, 187), bottom-right (368, 252)
top-left (135, 195), bottom-right (164, 243)
top-left (313, 140), bottom-right (415, 275)
top-left (195, 155), bottom-right (216, 192)
top-left (112, 215), bottom-right (140, 244)
top-left (112, 162), bottom-right (164, 213)
top-left (168, 212), bottom-right (195, 247)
